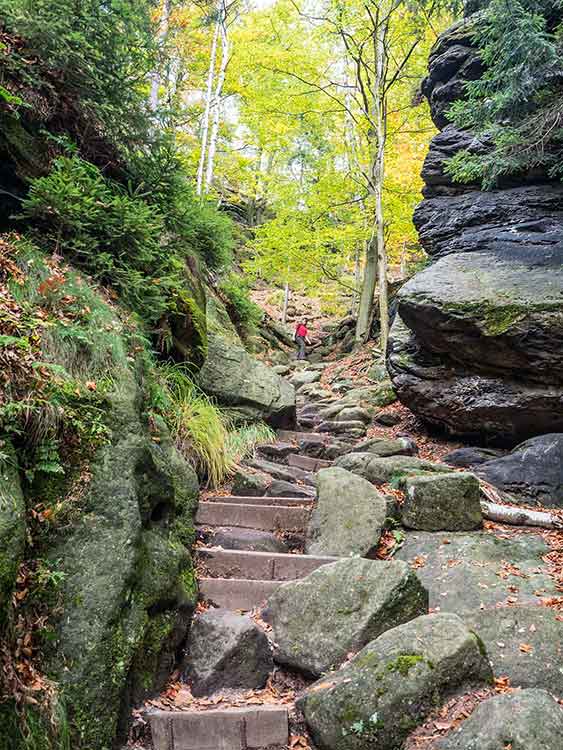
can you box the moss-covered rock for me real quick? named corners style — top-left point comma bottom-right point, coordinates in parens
top-left (263, 559), bottom-right (428, 677)
top-left (44, 372), bottom-right (199, 750)
top-left (297, 613), bottom-right (493, 750)
top-left (0, 441), bottom-right (26, 613)
top-left (197, 295), bottom-right (296, 428)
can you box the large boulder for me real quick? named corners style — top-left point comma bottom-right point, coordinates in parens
top-left (476, 433), bottom-right (563, 507)
top-left (335, 453), bottom-right (451, 486)
top-left (395, 531), bottom-right (557, 614)
top-left (185, 609), bottom-right (273, 696)
top-left (263, 559), bottom-right (428, 676)
top-left (402, 472), bottom-right (482, 531)
top-left (197, 296), bottom-right (296, 428)
top-left (297, 613), bottom-right (492, 750)
top-left (438, 690), bottom-right (563, 750)
top-left (0, 441), bottom-right (26, 612)
top-left (463, 606), bottom-right (563, 695)
top-left (388, 9), bottom-right (563, 444)
top-left (306, 468), bottom-right (387, 557)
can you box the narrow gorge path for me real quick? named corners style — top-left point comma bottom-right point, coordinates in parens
top-left (141, 359), bottom-right (563, 750)
top-left (147, 364), bottom-right (352, 750)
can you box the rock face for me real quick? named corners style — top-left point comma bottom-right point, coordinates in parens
top-left (185, 610), bottom-right (273, 696)
top-left (264, 559), bottom-right (428, 677)
top-left (438, 690), bottom-right (563, 750)
top-left (388, 13), bottom-right (563, 444)
top-left (197, 295), bottom-right (296, 428)
top-left (476, 433), bottom-right (563, 507)
top-left (46, 376), bottom-right (200, 749)
top-left (306, 468), bottom-right (387, 558)
top-left (297, 613), bottom-right (492, 750)
top-left (0, 442), bottom-right (26, 611)
top-left (402, 472), bottom-right (482, 531)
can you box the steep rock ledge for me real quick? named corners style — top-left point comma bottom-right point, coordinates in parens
top-left (389, 14), bottom-right (563, 444)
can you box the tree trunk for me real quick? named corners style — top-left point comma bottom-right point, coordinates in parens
top-left (374, 11), bottom-right (389, 359)
top-left (196, 6), bottom-right (220, 196)
top-left (205, 2), bottom-right (229, 192)
top-left (355, 230), bottom-right (378, 342)
top-left (149, 0), bottom-right (172, 111)
top-left (282, 279), bottom-right (291, 324)
top-left (481, 501), bottom-right (562, 530)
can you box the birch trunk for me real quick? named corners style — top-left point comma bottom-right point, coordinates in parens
top-left (205, 3), bottom-right (230, 192)
top-left (149, 0), bottom-right (172, 111)
top-left (196, 8), bottom-right (220, 196)
top-left (374, 11), bottom-right (389, 359)
top-left (282, 281), bottom-right (291, 324)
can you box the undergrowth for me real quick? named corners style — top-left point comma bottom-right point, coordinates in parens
top-left (154, 364), bottom-right (274, 487)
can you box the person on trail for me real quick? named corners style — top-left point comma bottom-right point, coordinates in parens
top-left (293, 320), bottom-right (311, 360)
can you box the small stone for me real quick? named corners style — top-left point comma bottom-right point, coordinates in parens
top-left (335, 453), bottom-right (450, 485)
top-left (350, 437), bottom-right (418, 458)
top-left (185, 609), bottom-right (273, 697)
top-left (335, 407), bottom-right (371, 424)
top-left (374, 411), bottom-right (402, 426)
top-left (231, 468), bottom-right (271, 497)
top-left (402, 472), bottom-right (483, 531)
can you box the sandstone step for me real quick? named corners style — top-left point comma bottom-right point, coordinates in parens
top-left (205, 495), bottom-right (314, 507)
top-left (245, 457), bottom-right (316, 486)
top-left (198, 548), bottom-right (339, 581)
top-left (150, 706), bottom-right (288, 750)
top-left (287, 454), bottom-right (332, 472)
top-left (199, 577), bottom-right (281, 610)
top-left (277, 430), bottom-right (327, 443)
top-left (196, 502), bottom-right (310, 532)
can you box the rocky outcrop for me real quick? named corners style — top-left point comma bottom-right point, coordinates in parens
top-left (263, 559), bottom-right (428, 677)
top-left (46, 375), bottom-right (200, 749)
top-left (388, 14), bottom-right (563, 444)
top-left (0, 442), bottom-right (26, 612)
top-left (197, 296), bottom-right (296, 428)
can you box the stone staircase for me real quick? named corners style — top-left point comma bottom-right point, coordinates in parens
top-left (149, 399), bottom-right (341, 749)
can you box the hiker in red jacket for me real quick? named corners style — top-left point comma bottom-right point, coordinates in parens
top-left (293, 320), bottom-right (312, 360)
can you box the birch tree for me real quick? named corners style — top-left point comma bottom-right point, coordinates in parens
top-left (288, 0), bottom-right (446, 355)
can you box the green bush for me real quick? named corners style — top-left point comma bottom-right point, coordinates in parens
top-left (21, 154), bottom-right (233, 331)
top-left (219, 274), bottom-right (263, 336)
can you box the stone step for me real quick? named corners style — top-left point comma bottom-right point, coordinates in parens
top-left (150, 706), bottom-right (288, 750)
top-left (196, 502), bottom-right (310, 533)
top-left (199, 577), bottom-right (281, 610)
top-left (198, 548), bottom-right (338, 581)
top-left (205, 495), bottom-right (314, 507)
top-left (245, 457), bottom-right (316, 486)
top-left (287, 454), bottom-right (332, 472)
top-left (277, 430), bottom-right (327, 443)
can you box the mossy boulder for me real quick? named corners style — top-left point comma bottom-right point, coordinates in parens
top-left (335, 453), bottom-right (451, 487)
top-left (402, 472), bottom-right (483, 531)
top-left (263, 559), bottom-right (428, 677)
top-left (197, 295), bottom-right (296, 428)
top-left (438, 690), bottom-right (563, 750)
top-left (45, 373), bottom-right (199, 749)
top-left (306, 468), bottom-right (387, 558)
top-left (297, 613), bottom-right (493, 750)
top-left (0, 441), bottom-right (26, 612)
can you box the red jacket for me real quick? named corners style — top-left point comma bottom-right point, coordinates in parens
top-left (296, 324), bottom-right (308, 338)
